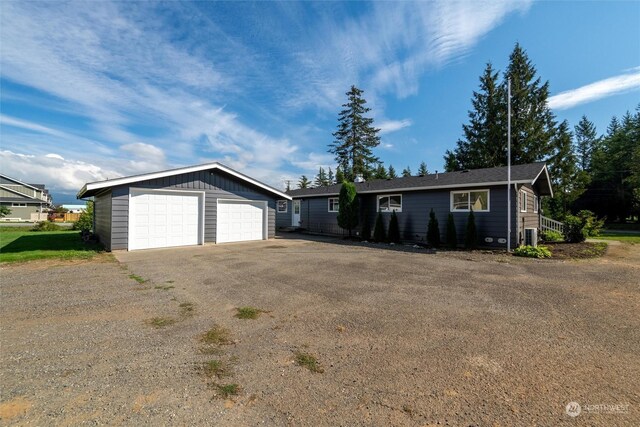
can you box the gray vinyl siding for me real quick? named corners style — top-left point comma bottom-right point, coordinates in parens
top-left (0, 204), bottom-right (41, 220)
top-left (106, 169), bottom-right (278, 250)
top-left (94, 191), bottom-right (112, 250)
top-left (275, 199), bottom-right (292, 228)
top-left (294, 184), bottom-right (528, 247)
top-left (516, 184), bottom-right (540, 245)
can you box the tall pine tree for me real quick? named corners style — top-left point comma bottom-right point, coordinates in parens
top-left (388, 165), bottom-right (397, 179)
top-left (402, 166), bottom-right (412, 177)
top-left (329, 86), bottom-right (381, 181)
top-left (298, 175), bottom-right (311, 189)
top-left (546, 120), bottom-right (584, 217)
top-left (574, 115), bottom-right (599, 171)
top-left (418, 161), bottom-right (429, 176)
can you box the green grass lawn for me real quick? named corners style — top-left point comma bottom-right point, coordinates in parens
top-left (0, 228), bottom-right (103, 263)
top-left (592, 232), bottom-right (640, 244)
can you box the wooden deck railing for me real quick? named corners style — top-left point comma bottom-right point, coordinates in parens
top-left (541, 215), bottom-right (564, 234)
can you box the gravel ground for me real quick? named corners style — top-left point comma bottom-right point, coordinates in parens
top-left (1, 235), bottom-right (639, 426)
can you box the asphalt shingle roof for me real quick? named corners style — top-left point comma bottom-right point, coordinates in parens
top-left (287, 162), bottom-right (550, 198)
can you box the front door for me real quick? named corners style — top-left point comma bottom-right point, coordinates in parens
top-left (292, 200), bottom-right (301, 227)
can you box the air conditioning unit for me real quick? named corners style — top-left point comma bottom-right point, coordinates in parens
top-left (525, 228), bottom-right (538, 247)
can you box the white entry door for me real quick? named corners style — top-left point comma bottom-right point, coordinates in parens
top-left (216, 200), bottom-right (266, 243)
top-left (129, 190), bottom-right (202, 251)
top-left (292, 200), bottom-right (301, 226)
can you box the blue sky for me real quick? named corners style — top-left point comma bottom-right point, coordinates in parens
top-left (1, 1), bottom-right (639, 204)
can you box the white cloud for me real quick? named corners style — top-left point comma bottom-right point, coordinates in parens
top-left (549, 70), bottom-right (640, 110)
top-left (378, 119), bottom-right (412, 135)
top-left (0, 150), bottom-right (121, 195)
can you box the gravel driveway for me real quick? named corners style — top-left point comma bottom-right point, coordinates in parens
top-left (1, 235), bottom-right (639, 425)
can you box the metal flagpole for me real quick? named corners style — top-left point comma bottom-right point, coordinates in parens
top-left (507, 79), bottom-right (512, 252)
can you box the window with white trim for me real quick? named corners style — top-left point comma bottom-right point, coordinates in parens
top-left (534, 195), bottom-right (539, 213)
top-left (450, 190), bottom-right (489, 212)
top-left (277, 200), bottom-right (288, 213)
top-left (328, 197), bottom-right (339, 212)
top-left (377, 194), bottom-right (402, 212)
top-left (520, 190), bottom-right (527, 213)
top-left (11, 203), bottom-right (27, 207)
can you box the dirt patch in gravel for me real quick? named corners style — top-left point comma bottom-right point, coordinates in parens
top-left (1, 235), bottom-right (638, 425)
top-left (545, 241), bottom-right (608, 259)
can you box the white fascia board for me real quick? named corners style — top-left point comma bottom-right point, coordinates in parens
top-left (77, 162), bottom-right (291, 200)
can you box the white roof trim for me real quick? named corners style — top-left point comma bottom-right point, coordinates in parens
top-left (292, 180), bottom-right (533, 198)
top-left (531, 164), bottom-right (554, 197)
top-left (77, 162), bottom-right (291, 200)
top-left (0, 174), bottom-right (40, 191)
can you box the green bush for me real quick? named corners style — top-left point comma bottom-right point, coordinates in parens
top-left (426, 208), bottom-right (440, 248)
top-left (563, 210), bottom-right (605, 243)
top-left (337, 182), bottom-right (359, 236)
top-left (73, 202), bottom-right (93, 232)
top-left (446, 213), bottom-right (457, 249)
top-left (464, 210), bottom-right (477, 250)
top-left (388, 211), bottom-right (400, 243)
top-left (540, 230), bottom-right (563, 242)
top-left (513, 245), bottom-right (552, 258)
top-left (31, 221), bottom-right (62, 231)
top-left (372, 212), bottom-right (386, 243)
top-left (360, 213), bottom-right (371, 241)
top-left (577, 210), bottom-right (604, 237)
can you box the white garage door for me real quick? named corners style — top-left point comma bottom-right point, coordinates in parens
top-left (129, 190), bottom-right (202, 251)
top-left (216, 200), bottom-right (266, 243)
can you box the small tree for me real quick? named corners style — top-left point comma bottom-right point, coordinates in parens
top-left (402, 166), bottom-right (412, 177)
top-left (73, 201), bottom-right (94, 232)
top-left (418, 161), bottom-right (428, 176)
top-left (337, 182), bottom-right (359, 237)
top-left (387, 165), bottom-right (397, 179)
top-left (0, 206), bottom-right (11, 218)
top-left (373, 212), bottom-right (386, 242)
top-left (388, 211), bottom-right (400, 243)
top-left (426, 208), bottom-right (441, 247)
top-left (298, 175), bottom-right (311, 189)
top-left (361, 212), bottom-right (371, 241)
top-left (464, 210), bottom-right (477, 250)
top-left (446, 213), bottom-right (457, 249)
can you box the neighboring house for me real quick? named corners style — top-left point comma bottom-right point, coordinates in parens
top-left (278, 162), bottom-right (553, 249)
top-left (0, 174), bottom-right (53, 221)
top-left (77, 162), bottom-right (291, 251)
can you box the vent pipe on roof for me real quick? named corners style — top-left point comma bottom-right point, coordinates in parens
top-left (354, 174), bottom-right (365, 183)
top-left (435, 170), bottom-right (438, 179)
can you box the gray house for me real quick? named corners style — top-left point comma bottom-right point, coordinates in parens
top-left (77, 163), bottom-right (291, 251)
top-left (277, 162), bottom-right (553, 249)
top-left (0, 174), bottom-right (53, 221)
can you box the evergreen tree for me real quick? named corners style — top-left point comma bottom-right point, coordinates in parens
top-left (574, 115), bottom-right (599, 171)
top-left (546, 120), bottom-right (586, 218)
top-left (373, 212), bottom-right (386, 242)
top-left (337, 182), bottom-right (359, 236)
top-left (446, 213), bottom-right (457, 249)
top-left (388, 211), bottom-right (400, 243)
top-left (402, 166), bottom-right (412, 177)
top-left (298, 175), bottom-right (311, 189)
top-left (314, 167), bottom-right (329, 187)
top-left (426, 208), bottom-right (441, 247)
top-left (373, 164), bottom-right (389, 179)
top-left (329, 85), bottom-right (381, 181)
top-left (388, 165), bottom-right (397, 179)
top-left (465, 210), bottom-right (478, 250)
top-left (444, 62), bottom-right (505, 171)
top-left (361, 212), bottom-right (371, 241)
top-left (335, 166), bottom-right (345, 184)
top-left (418, 161), bottom-right (429, 176)
top-left (327, 167), bottom-right (335, 185)
top-left (444, 44), bottom-right (556, 171)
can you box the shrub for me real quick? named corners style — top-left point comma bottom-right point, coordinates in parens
top-left (426, 208), bottom-right (440, 248)
top-left (73, 201), bottom-right (93, 232)
top-left (513, 245), bottom-right (552, 258)
top-left (388, 211), bottom-right (400, 243)
top-left (577, 210), bottom-right (604, 237)
top-left (31, 221), bottom-right (61, 231)
top-left (540, 230), bottom-right (563, 242)
top-left (563, 210), bottom-right (605, 243)
top-left (372, 212), bottom-right (386, 242)
top-left (337, 182), bottom-right (359, 237)
top-left (464, 210), bottom-right (477, 250)
top-left (446, 213), bottom-right (457, 249)
top-left (361, 213), bottom-right (371, 240)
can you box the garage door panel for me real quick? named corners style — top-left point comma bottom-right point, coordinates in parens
top-left (217, 200), bottom-right (265, 243)
top-left (129, 190), bottom-right (202, 250)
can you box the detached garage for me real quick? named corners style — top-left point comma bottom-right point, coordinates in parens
top-left (77, 163), bottom-right (290, 251)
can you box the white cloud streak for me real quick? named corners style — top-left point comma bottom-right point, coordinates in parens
top-left (548, 70), bottom-right (640, 110)
top-left (378, 119), bottom-right (412, 135)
